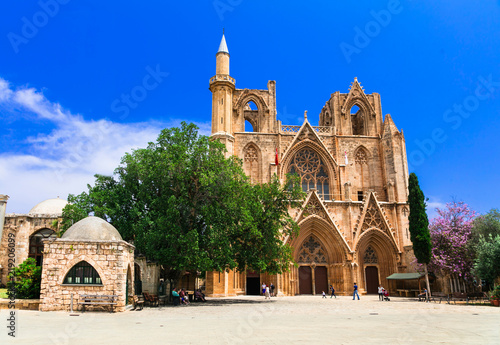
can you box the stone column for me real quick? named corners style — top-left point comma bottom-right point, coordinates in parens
top-left (0, 195), bottom-right (9, 243)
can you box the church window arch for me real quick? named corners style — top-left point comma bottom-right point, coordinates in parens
top-left (63, 261), bottom-right (102, 285)
top-left (354, 146), bottom-right (370, 193)
top-left (350, 104), bottom-right (365, 135)
top-left (243, 143), bottom-right (260, 183)
top-left (288, 147), bottom-right (331, 200)
top-left (298, 236), bottom-right (328, 264)
top-left (29, 228), bottom-right (56, 267)
top-left (363, 246), bottom-right (378, 264)
top-left (244, 101), bottom-right (259, 132)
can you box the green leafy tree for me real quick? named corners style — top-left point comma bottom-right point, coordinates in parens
top-left (62, 122), bottom-right (305, 291)
top-left (471, 209), bottom-right (500, 248)
top-left (408, 172), bottom-right (432, 298)
top-left (474, 234), bottom-right (500, 285)
top-left (7, 258), bottom-right (42, 299)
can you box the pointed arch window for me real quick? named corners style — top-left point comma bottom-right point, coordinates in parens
top-left (63, 261), bottom-right (102, 285)
top-left (350, 104), bottom-right (365, 135)
top-left (298, 236), bottom-right (327, 264)
top-left (244, 144), bottom-right (260, 183)
top-left (288, 148), bottom-right (330, 200)
top-left (364, 246), bottom-right (378, 264)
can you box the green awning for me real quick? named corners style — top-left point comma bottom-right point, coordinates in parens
top-left (386, 273), bottom-right (424, 280)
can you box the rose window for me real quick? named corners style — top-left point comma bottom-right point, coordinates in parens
top-left (288, 148), bottom-right (330, 200)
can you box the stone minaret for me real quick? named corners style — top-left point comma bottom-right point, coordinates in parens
top-left (209, 33), bottom-right (236, 156)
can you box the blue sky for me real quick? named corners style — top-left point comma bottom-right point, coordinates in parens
top-left (0, 0), bottom-right (499, 217)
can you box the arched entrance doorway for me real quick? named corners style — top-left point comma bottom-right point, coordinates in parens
top-left (363, 245), bottom-right (379, 294)
top-left (29, 228), bottom-right (56, 266)
top-left (297, 235), bottom-right (328, 295)
top-left (134, 263), bottom-right (142, 295)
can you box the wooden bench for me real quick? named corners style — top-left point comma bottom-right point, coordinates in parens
top-left (429, 292), bottom-right (448, 303)
top-left (78, 294), bottom-right (117, 313)
top-left (133, 295), bottom-right (144, 310)
top-left (449, 292), bottom-right (468, 304)
top-left (143, 292), bottom-right (159, 307)
top-left (467, 292), bottom-right (488, 304)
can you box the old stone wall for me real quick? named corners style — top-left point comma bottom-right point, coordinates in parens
top-left (0, 214), bottom-right (59, 286)
top-left (134, 256), bottom-right (159, 294)
top-left (40, 239), bottom-right (134, 312)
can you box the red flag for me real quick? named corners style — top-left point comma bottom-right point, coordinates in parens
top-left (275, 148), bottom-right (279, 165)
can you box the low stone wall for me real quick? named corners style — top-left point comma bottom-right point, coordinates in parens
top-left (0, 299), bottom-right (40, 310)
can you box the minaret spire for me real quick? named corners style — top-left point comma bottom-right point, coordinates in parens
top-left (210, 32), bottom-right (235, 155)
top-left (218, 32), bottom-right (229, 54)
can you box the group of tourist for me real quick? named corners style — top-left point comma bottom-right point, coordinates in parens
top-left (172, 288), bottom-right (206, 305)
top-left (261, 283), bottom-right (275, 299)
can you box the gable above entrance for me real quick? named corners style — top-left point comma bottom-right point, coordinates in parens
top-left (353, 191), bottom-right (399, 249)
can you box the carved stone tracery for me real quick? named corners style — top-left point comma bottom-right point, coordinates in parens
top-left (288, 148), bottom-right (330, 200)
top-left (244, 146), bottom-right (258, 162)
top-left (363, 246), bottom-right (378, 264)
top-left (361, 199), bottom-right (385, 232)
top-left (298, 236), bottom-right (327, 264)
top-left (305, 198), bottom-right (327, 219)
top-left (355, 150), bottom-right (367, 164)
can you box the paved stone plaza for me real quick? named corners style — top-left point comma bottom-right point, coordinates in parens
top-left (2, 295), bottom-right (499, 344)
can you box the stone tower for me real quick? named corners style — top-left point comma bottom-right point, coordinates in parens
top-left (209, 34), bottom-right (236, 155)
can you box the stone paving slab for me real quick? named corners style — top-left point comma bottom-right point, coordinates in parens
top-left (1, 295), bottom-right (499, 344)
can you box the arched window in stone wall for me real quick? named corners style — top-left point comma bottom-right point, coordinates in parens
top-left (298, 236), bottom-right (328, 264)
top-left (363, 246), bottom-right (378, 264)
top-left (350, 104), bottom-right (365, 135)
top-left (63, 261), bottom-right (102, 285)
top-left (29, 228), bottom-right (56, 266)
top-left (243, 144), bottom-right (260, 183)
top-left (324, 111), bottom-right (332, 127)
top-left (354, 147), bottom-right (370, 198)
top-left (244, 101), bottom-right (258, 132)
top-left (288, 148), bottom-right (330, 200)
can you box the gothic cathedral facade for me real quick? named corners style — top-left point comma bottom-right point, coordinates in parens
top-left (205, 35), bottom-right (412, 296)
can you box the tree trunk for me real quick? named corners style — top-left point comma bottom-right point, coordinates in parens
top-left (424, 264), bottom-right (431, 301)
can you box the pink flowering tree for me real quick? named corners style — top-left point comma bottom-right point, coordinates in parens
top-left (427, 202), bottom-right (477, 291)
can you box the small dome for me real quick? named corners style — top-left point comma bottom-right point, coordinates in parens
top-left (29, 197), bottom-right (68, 216)
top-left (62, 216), bottom-right (123, 241)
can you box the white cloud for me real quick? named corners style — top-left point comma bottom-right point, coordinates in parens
top-left (426, 196), bottom-right (446, 220)
top-left (0, 78), bottom-right (211, 213)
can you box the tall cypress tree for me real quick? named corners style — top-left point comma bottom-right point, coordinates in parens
top-left (408, 172), bottom-right (432, 299)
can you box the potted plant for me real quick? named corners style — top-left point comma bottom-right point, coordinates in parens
top-left (489, 285), bottom-right (500, 307)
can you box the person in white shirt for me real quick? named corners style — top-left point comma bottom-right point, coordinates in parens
top-left (378, 284), bottom-right (385, 301)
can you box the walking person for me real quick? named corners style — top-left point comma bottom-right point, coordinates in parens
top-left (353, 282), bottom-right (360, 300)
top-left (265, 285), bottom-right (271, 300)
top-left (378, 284), bottom-right (384, 301)
top-left (262, 283), bottom-right (266, 295)
top-left (270, 283), bottom-right (275, 297)
top-left (330, 285), bottom-right (336, 298)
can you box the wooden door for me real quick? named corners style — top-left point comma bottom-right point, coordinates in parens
top-left (314, 266), bottom-right (328, 295)
top-left (299, 266), bottom-right (312, 294)
top-left (365, 266), bottom-right (379, 294)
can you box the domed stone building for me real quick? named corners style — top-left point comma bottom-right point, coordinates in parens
top-left (39, 216), bottom-right (135, 312)
top-left (0, 196), bottom-right (67, 286)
